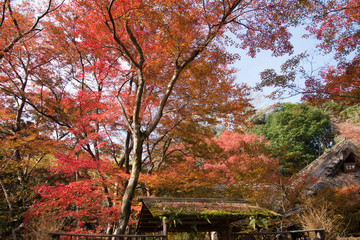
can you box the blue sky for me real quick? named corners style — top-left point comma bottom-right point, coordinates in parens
top-left (231, 27), bottom-right (335, 109)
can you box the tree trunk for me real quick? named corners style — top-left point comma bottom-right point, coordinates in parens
top-left (118, 131), bottom-right (132, 173)
top-left (115, 132), bottom-right (144, 234)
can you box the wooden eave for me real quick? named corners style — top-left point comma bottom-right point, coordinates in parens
top-left (292, 139), bottom-right (360, 194)
top-left (136, 197), bottom-right (280, 233)
top-left (295, 139), bottom-right (358, 179)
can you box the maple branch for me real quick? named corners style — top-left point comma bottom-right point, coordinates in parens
top-left (233, 20), bottom-right (257, 31)
top-left (270, 86), bottom-right (360, 102)
top-left (144, 68), bottom-right (181, 137)
top-left (115, 97), bottom-right (133, 132)
top-left (82, 144), bottom-right (97, 159)
top-left (145, 1), bottom-right (241, 137)
top-left (103, 125), bottom-right (121, 165)
top-left (144, 49), bottom-right (201, 136)
top-left (212, 0), bottom-right (245, 27)
top-left (0, 178), bottom-right (12, 211)
top-left (156, 147), bottom-right (191, 171)
top-left (3, 58), bottom-right (25, 91)
top-left (107, 0), bottom-right (146, 133)
top-left (106, 0), bottom-right (139, 68)
top-left (125, 21), bottom-right (144, 67)
top-left (24, 155), bottom-right (44, 181)
top-left (323, 4), bottom-right (360, 16)
top-left (0, 0), bottom-right (7, 28)
top-left (0, 0), bottom-right (64, 60)
top-left (145, 133), bottom-right (171, 163)
top-left (145, 136), bottom-right (173, 174)
top-left (66, 33), bottom-right (87, 88)
top-left (155, 138), bottom-right (172, 171)
top-left (144, 138), bottom-right (154, 173)
top-left (31, 0), bottom-right (64, 29)
top-left (132, 71), bottom-right (145, 134)
top-left (115, 78), bottom-right (134, 133)
top-left (8, 1), bottom-right (20, 33)
top-left (314, 91), bottom-right (360, 100)
top-left (122, 22), bottom-right (146, 132)
top-left (24, 99), bottom-right (72, 128)
top-left (143, 116), bottom-right (184, 172)
top-left (117, 131), bottom-right (132, 171)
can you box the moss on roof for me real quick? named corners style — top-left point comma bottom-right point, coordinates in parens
top-left (142, 197), bottom-right (281, 220)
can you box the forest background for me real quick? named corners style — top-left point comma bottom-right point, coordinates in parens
top-left (0, 0), bottom-right (359, 239)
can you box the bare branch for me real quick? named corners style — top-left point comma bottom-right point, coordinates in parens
top-left (115, 80), bottom-right (134, 134)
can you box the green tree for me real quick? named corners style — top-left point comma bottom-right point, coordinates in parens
top-left (251, 103), bottom-right (334, 174)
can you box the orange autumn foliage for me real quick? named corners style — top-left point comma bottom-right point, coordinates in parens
top-left (146, 131), bottom-right (280, 200)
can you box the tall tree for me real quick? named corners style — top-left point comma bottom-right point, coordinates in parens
top-left (0, 5), bottom-right (70, 236)
top-left (58, 0), bottom-right (309, 232)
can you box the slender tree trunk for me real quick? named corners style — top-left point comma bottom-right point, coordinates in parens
top-left (0, 178), bottom-right (12, 212)
top-left (114, 132), bottom-right (144, 234)
top-left (118, 131), bottom-right (132, 173)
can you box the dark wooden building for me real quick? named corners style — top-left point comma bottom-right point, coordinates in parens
top-left (294, 139), bottom-right (359, 195)
top-left (136, 197), bottom-right (281, 240)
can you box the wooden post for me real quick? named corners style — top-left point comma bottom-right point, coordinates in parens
top-left (317, 230), bottom-right (326, 240)
top-left (49, 233), bottom-right (60, 240)
top-left (218, 221), bottom-right (234, 240)
top-left (227, 222), bottom-right (233, 240)
top-left (162, 218), bottom-right (168, 239)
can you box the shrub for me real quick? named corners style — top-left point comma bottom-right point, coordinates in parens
top-left (297, 201), bottom-right (345, 240)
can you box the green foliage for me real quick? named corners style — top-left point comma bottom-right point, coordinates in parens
top-left (251, 103), bottom-right (335, 174)
top-left (321, 101), bottom-right (360, 123)
top-left (249, 216), bottom-right (269, 230)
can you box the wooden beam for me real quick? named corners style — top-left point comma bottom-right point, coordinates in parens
top-left (162, 218), bottom-right (168, 236)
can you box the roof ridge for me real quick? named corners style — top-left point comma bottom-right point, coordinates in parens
top-left (139, 197), bottom-right (247, 203)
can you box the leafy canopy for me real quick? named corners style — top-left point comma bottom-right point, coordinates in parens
top-left (256, 0), bottom-right (360, 105)
top-left (250, 103), bottom-right (335, 174)
top-left (146, 131), bottom-right (279, 199)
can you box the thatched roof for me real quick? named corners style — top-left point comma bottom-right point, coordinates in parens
top-left (136, 197), bottom-right (281, 233)
top-left (293, 139), bottom-right (359, 194)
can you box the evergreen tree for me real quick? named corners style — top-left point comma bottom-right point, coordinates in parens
top-left (251, 103), bottom-right (334, 175)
